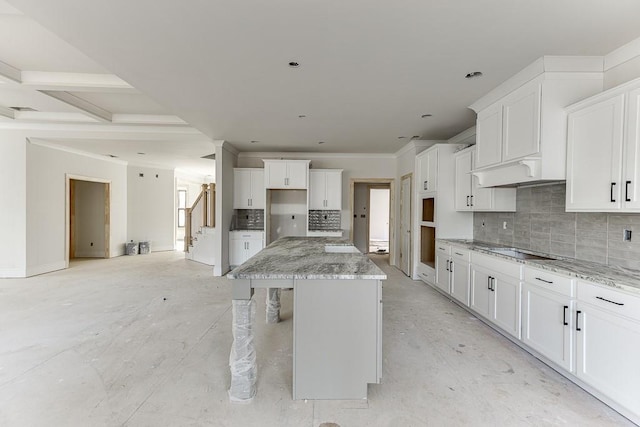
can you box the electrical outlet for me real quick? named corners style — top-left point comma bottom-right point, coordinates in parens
top-left (503, 221), bottom-right (507, 230)
top-left (624, 229), bottom-right (632, 242)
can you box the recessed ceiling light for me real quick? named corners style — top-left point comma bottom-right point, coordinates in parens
top-left (137, 152), bottom-right (145, 155)
top-left (318, 141), bottom-right (325, 145)
top-left (106, 154), bottom-right (118, 158)
top-left (250, 140), bottom-right (259, 144)
top-left (298, 115), bottom-right (306, 118)
top-left (465, 71), bottom-right (483, 79)
top-left (289, 61), bottom-right (300, 68)
top-left (411, 136), bottom-right (421, 139)
top-left (421, 114), bottom-right (433, 118)
top-left (398, 136), bottom-right (407, 139)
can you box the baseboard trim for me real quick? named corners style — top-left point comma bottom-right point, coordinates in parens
top-left (75, 251), bottom-right (106, 258)
top-left (26, 261), bottom-right (66, 277)
top-left (0, 268), bottom-right (27, 278)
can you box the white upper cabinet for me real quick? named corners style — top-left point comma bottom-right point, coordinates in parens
top-left (475, 103), bottom-right (503, 168)
top-left (454, 146), bottom-right (515, 212)
top-left (309, 169), bottom-right (342, 210)
top-left (263, 160), bottom-right (310, 189)
top-left (233, 168), bottom-right (265, 209)
top-left (566, 78), bottom-right (640, 212)
top-left (469, 56), bottom-right (603, 187)
top-left (417, 149), bottom-right (437, 192)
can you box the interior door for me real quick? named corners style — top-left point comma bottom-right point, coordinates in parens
top-left (400, 174), bottom-right (411, 276)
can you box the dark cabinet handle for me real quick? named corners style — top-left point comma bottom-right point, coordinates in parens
top-left (535, 277), bottom-right (553, 284)
top-left (626, 181), bottom-right (631, 202)
top-left (446, 260), bottom-right (450, 272)
top-left (611, 182), bottom-right (616, 202)
top-left (470, 195), bottom-right (474, 207)
top-left (450, 260), bottom-right (454, 273)
top-left (563, 305), bottom-right (568, 326)
top-left (466, 195), bottom-right (470, 207)
top-left (491, 277), bottom-right (495, 292)
top-left (487, 276), bottom-right (491, 290)
top-left (596, 296), bottom-right (624, 306)
top-left (576, 310), bottom-right (582, 331)
top-left (424, 181), bottom-right (428, 190)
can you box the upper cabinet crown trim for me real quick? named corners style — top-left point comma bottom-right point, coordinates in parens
top-left (469, 56), bottom-right (604, 113)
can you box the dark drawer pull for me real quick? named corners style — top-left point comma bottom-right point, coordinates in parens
top-left (611, 182), bottom-right (616, 203)
top-left (563, 305), bottom-right (568, 326)
top-left (535, 277), bottom-right (553, 284)
top-left (454, 252), bottom-right (464, 256)
top-left (576, 310), bottom-right (582, 331)
top-left (596, 296), bottom-right (624, 306)
top-left (626, 180), bottom-right (632, 202)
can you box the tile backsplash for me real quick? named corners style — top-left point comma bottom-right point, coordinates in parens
top-left (473, 183), bottom-right (640, 271)
top-left (308, 210), bottom-right (341, 231)
top-left (232, 209), bottom-right (264, 230)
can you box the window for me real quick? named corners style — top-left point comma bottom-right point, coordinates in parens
top-left (177, 189), bottom-right (187, 227)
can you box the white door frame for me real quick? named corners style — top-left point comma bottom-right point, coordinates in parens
top-left (400, 173), bottom-right (412, 276)
top-left (65, 174), bottom-right (111, 267)
top-left (349, 178), bottom-right (395, 264)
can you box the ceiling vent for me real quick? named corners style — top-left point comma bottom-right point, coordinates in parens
top-left (201, 153), bottom-right (216, 160)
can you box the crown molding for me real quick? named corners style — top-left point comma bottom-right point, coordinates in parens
top-left (238, 151), bottom-right (395, 159)
top-left (28, 138), bottom-right (128, 165)
top-left (605, 36), bottom-right (640, 71)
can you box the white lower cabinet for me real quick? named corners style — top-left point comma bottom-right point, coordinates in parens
top-left (522, 283), bottom-right (574, 371)
top-left (435, 244), bottom-right (470, 306)
top-left (575, 281), bottom-right (640, 421)
top-left (470, 253), bottom-right (522, 339)
top-left (229, 231), bottom-right (264, 267)
top-left (435, 240), bottom-right (640, 424)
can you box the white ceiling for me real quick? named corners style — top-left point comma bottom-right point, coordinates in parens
top-left (5, 0), bottom-right (640, 154)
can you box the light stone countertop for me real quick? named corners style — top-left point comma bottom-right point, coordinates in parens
top-left (227, 236), bottom-right (387, 280)
top-left (440, 239), bottom-right (640, 295)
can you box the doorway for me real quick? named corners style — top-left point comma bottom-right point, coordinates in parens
top-left (368, 187), bottom-right (390, 253)
top-left (66, 175), bottom-right (110, 265)
top-left (350, 179), bottom-right (395, 264)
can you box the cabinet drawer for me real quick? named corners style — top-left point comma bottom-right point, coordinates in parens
top-left (524, 266), bottom-right (575, 297)
top-left (471, 252), bottom-right (522, 279)
top-left (450, 246), bottom-right (471, 263)
top-left (416, 263), bottom-right (435, 285)
top-left (577, 280), bottom-right (640, 322)
top-left (230, 231), bottom-right (265, 240)
top-left (435, 242), bottom-right (450, 256)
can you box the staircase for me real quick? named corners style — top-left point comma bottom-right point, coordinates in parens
top-left (184, 183), bottom-right (216, 266)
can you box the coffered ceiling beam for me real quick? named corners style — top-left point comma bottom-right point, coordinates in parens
top-left (39, 90), bottom-right (112, 122)
top-left (0, 60), bottom-right (22, 83)
top-left (0, 105), bottom-right (16, 119)
top-left (21, 71), bottom-right (136, 93)
top-left (111, 114), bottom-right (187, 125)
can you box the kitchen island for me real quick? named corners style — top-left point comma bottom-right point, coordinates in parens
top-left (227, 236), bottom-right (386, 401)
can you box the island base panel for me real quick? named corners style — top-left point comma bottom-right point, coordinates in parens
top-left (293, 279), bottom-right (381, 400)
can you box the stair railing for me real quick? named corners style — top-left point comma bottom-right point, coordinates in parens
top-left (184, 183), bottom-right (215, 252)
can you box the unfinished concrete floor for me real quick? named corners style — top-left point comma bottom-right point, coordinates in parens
top-left (0, 252), bottom-right (633, 426)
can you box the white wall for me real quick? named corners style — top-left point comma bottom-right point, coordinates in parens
top-left (353, 183), bottom-right (369, 253)
top-left (214, 142), bottom-right (237, 276)
top-left (26, 141), bottom-right (127, 276)
top-left (74, 180), bottom-right (106, 257)
top-left (0, 132), bottom-right (27, 277)
top-left (127, 165), bottom-right (175, 251)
